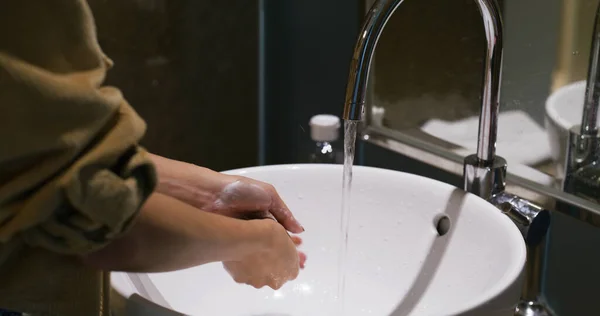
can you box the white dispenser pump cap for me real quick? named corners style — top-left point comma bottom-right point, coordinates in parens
top-left (309, 114), bottom-right (341, 142)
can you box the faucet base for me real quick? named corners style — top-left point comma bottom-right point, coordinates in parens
top-left (514, 300), bottom-right (555, 316)
top-left (463, 155), bottom-right (507, 200)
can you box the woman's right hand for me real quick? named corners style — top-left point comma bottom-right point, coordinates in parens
top-left (223, 220), bottom-right (306, 290)
top-left (83, 193), bottom-right (306, 284)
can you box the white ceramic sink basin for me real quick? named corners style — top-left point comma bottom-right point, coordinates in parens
top-left (111, 164), bottom-right (526, 316)
top-left (545, 80), bottom-right (597, 179)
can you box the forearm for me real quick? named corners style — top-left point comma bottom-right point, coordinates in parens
top-left (146, 153), bottom-right (304, 233)
top-left (148, 153), bottom-right (228, 209)
top-left (81, 192), bottom-right (263, 272)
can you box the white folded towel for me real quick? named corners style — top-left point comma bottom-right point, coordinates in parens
top-left (421, 110), bottom-right (551, 166)
top-left (421, 110), bottom-right (555, 186)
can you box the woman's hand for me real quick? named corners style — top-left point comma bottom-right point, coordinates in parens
top-left (148, 154), bottom-right (308, 274)
top-left (83, 194), bottom-right (305, 285)
top-left (149, 154), bottom-right (304, 234)
top-left (204, 175), bottom-right (304, 232)
top-left (223, 220), bottom-right (307, 289)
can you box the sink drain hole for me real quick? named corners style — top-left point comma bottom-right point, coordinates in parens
top-left (434, 214), bottom-right (451, 236)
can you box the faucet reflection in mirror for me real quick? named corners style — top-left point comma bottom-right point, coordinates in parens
top-left (563, 1), bottom-right (600, 206)
top-left (343, 0), bottom-right (553, 315)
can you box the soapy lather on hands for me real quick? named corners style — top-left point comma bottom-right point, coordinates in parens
top-left (84, 154), bottom-right (306, 291)
top-left (151, 154), bottom-right (307, 284)
top-left (153, 154), bottom-right (304, 232)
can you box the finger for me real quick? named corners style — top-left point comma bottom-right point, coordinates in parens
top-left (271, 281), bottom-right (284, 290)
top-left (291, 235), bottom-right (303, 246)
top-left (268, 188), bottom-right (304, 234)
top-left (298, 251), bottom-right (307, 269)
top-left (268, 276), bottom-right (286, 290)
top-left (290, 265), bottom-right (300, 281)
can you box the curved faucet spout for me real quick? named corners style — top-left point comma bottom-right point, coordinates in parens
top-left (581, 2), bottom-right (600, 136)
top-left (343, 0), bottom-right (503, 163)
top-left (563, 2), bottom-right (600, 204)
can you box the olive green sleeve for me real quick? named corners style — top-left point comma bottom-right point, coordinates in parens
top-left (0, 0), bottom-right (157, 254)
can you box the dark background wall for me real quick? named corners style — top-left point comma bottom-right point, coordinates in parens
top-left (89, 0), bottom-right (361, 168)
top-left (89, 0), bottom-right (259, 171)
top-left (262, 0), bottom-right (361, 165)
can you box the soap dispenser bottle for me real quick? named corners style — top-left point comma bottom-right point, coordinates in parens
top-left (308, 114), bottom-right (342, 164)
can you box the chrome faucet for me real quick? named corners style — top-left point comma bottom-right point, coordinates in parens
top-left (343, 0), bottom-right (504, 200)
top-left (343, 0), bottom-right (552, 315)
top-left (563, 2), bottom-right (600, 205)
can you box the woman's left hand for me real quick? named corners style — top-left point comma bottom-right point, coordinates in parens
top-left (150, 154), bottom-right (304, 234)
top-left (204, 175), bottom-right (305, 234)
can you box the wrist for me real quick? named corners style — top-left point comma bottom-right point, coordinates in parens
top-left (150, 153), bottom-right (227, 209)
top-left (222, 219), bottom-right (275, 262)
top-left (155, 174), bottom-right (217, 209)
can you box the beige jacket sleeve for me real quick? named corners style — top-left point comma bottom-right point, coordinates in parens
top-left (0, 0), bottom-right (157, 254)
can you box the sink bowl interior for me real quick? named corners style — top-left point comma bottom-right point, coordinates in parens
top-left (111, 164), bottom-right (526, 316)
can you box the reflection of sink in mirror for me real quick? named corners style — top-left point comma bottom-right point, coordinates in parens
top-left (112, 165), bottom-right (526, 316)
top-left (545, 80), bottom-right (595, 179)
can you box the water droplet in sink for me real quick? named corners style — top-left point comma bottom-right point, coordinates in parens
top-left (293, 283), bottom-right (312, 295)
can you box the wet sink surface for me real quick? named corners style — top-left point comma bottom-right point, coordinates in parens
top-left (112, 164), bottom-right (526, 316)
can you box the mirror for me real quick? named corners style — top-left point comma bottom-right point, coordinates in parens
top-left (364, 0), bottom-right (600, 206)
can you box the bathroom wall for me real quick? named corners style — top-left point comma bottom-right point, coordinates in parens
top-left (499, 0), bottom-right (561, 123)
top-left (370, 0), bottom-right (485, 131)
top-left (261, 0), bottom-right (361, 164)
top-left (370, 0), bottom-right (560, 129)
top-left (552, 0), bottom-right (600, 90)
top-left (88, 0), bottom-right (259, 171)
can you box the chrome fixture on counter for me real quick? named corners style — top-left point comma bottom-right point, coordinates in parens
top-left (343, 0), bottom-right (552, 315)
top-left (563, 2), bottom-right (600, 207)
